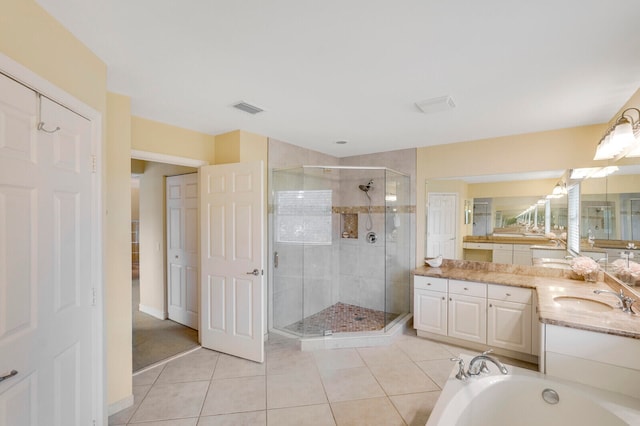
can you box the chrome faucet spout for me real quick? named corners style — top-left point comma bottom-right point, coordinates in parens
top-left (594, 289), bottom-right (636, 314)
top-left (468, 350), bottom-right (508, 376)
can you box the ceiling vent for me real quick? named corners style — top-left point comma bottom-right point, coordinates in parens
top-left (232, 101), bottom-right (264, 115)
top-left (415, 96), bottom-right (456, 114)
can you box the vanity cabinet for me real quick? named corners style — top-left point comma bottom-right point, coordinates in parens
top-left (492, 244), bottom-right (513, 264)
top-left (487, 284), bottom-right (532, 353)
top-left (513, 244), bottom-right (533, 266)
top-left (448, 280), bottom-right (487, 344)
top-left (414, 277), bottom-right (448, 335)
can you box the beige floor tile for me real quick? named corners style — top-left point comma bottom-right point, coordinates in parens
top-left (201, 376), bottom-right (266, 416)
top-left (266, 370), bottom-right (327, 409)
top-left (266, 347), bottom-right (317, 376)
top-left (390, 391), bottom-right (441, 426)
top-left (157, 348), bottom-right (220, 383)
top-left (394, 337), bottom-right (452, 362)
top-left (312, 348), bottom-right (364, 371)
top-left (133, 364), bottom-right (166, 386)
top-left (213, 353), bottom-right (265, 379)
top-left (356, 345), bottom-right (411, 367)
top-left (197, 410), bottom-right (266, 425)
top-left (108, 384), bottom-right (151, 425)
top-left (130, 381), bottom-right (210, 423)
top-left (331, 397), bottom-right (405, 426)
top-left (320, 367), bottom-right (385, 402)
top-left (267, 404), bottom-right (336, 426)
top-left (368, 362), bottom-right (439, 395)
top-left (131, 419), bottom-right (198, 426)
top-left (415, 359), bottom-right (455, 388)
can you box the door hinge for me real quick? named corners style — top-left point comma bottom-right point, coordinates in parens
top-left (261, 269), bottom-right (264, 276)
top-left (91, 155), bottom-right (97, 173)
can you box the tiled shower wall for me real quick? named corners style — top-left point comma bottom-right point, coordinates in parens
top-left (268, 138), bottom-right (416, 332)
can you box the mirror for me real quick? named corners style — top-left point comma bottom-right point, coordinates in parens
top-left (578, 163), bottom-right (640, 275)
top-left (424, 161), bottom-right (640, 275)
top-left (425, 171), bottom-right (568, 265)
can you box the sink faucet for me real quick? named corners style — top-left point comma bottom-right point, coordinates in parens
top-left (467, 349), bottom-right (509, 376)
top-left (593, 289), bottom-right (636, 314)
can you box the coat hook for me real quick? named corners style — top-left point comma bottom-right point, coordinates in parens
top-left (37, 122), bottom-right (60, 133)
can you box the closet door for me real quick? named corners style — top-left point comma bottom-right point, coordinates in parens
top-left (167, 173), bottom-right (199, 329)
top-left (0, 74), bottom-right (95, 425)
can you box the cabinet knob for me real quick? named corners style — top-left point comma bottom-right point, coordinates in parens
top-left (427, 283), bottom-right (431, 286)
top-left (464, 287), bottom-right (469, 291)
top-left (442, 296), bottom-right (445, 300)
top-left (489, 303), bottom-right (493, 308)
top-left (506, 293), bottom-right (511, 297)
top-left (449, 297), bottom-right (452, 301)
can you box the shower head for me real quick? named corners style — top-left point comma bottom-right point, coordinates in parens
top-left (359, 180), bottom-right (374, 192)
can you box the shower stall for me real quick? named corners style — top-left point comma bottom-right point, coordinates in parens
top-left (270, 166), bottom-right (411, 345)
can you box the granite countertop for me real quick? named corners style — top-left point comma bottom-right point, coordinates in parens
top-left (463, 235), bottom-right (551, 245)
top-left (413, 261), bottom-right (640, 339)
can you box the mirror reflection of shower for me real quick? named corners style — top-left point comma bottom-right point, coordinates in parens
top-left (359, 179), bottom-right (374, 231)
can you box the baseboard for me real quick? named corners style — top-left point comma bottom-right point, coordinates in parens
top-left (108, 394), bottom-right (134, 417)
top-left (139, 303), bottom-right (167, 320)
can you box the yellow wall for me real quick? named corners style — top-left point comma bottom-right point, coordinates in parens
top-left (214, 130), bottom-right (242, 163)
top-left (0, 0), bottom-right (106, 113)
top-left (468, 178), bottom-right (559, 199)
top-left (132, 116), bottom-right (216, 163)
top-left (105, 92), bottom-right (133, 405)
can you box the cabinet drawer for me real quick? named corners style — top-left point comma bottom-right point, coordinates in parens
top-left (463, 242), bottom-right (494, 250)
top-left (493, 243), bottom-right (512, 250)
top-left (449, 279), bottom-right (486, 297)
top-left (488, 284), bottom-right (531, 304)
top-left (513, 244), bottom-right (531, 252)
top-left (414, 276), bottom-right (447, 292)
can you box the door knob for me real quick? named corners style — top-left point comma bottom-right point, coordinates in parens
top-left (246, 269), bottom-right (260, 276)
top-left (0, 370), bottom-right (18, 383)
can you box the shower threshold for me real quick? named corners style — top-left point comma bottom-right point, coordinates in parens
top-left (277, 302), bottom-right (412, 351)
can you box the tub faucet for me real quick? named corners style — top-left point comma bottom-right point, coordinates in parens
top-left (593, 289), bottom-right (636, 314)
top-left (468, 350), bottom-right (509, 376)
top-left (449, 357), bottom-right (469, 381)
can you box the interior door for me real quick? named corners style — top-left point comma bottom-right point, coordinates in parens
top-left (167, 173), bottom-right (198, 329)
top-left (427, 193), bottom-right (457, 258)
top-left (200, 161), bottom-right (264, 363)
top-left (0, 75), bottom-right (95, 424)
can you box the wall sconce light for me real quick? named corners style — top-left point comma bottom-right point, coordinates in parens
top-left (594, 107), bottom-right (640, 160)
top-left (552, 181), bottom-right (567, 196)
top-left (464, 200), bottom-right (472, 224)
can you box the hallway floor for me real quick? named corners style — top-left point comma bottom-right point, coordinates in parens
top-left (132, 279), bottom-right (199, 371)
top-left (110, 331), bottom-right (535, 425)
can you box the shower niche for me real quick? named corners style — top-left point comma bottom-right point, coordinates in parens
top-left (270, 166), bottom-right (411, 348)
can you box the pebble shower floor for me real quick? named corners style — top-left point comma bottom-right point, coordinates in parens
top-left (284, 302), bottom-right (399, 335)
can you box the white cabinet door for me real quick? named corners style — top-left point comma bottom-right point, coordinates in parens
top-left (488, 299), bottom-right (532, 353)
top-left (513, 245), bottom-right (533, 266)
top-left (414, 289), bottom-right (447, 335)
top-left (492, 248), bottom-right (512, 264)
top-left (448, 294), bottom-right (487, 344)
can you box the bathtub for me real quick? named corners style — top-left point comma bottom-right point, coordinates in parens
top-left (426, 356), bottom-right (640, 425)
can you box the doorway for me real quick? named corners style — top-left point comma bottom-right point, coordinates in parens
top-left (131, 159), bottom-right (199, 371)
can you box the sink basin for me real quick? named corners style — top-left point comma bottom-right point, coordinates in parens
top-left (553, 296), bottom-right (613, 312)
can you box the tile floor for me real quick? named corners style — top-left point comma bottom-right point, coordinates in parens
top-left (110, 331), bottom-right (534, 426)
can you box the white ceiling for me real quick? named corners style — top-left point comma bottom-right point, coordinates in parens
top-left (36, 0), bottom-right (640, 157)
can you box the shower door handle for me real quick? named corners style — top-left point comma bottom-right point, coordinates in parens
top-left (246, 269), bottom-right (260, 276)
top-left (274, 251), bottom-right (279, 268)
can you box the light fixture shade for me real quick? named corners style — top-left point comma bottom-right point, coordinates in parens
top-left (627, 135), bottom-right (640, 157)
top-left (612, 118), bottom-right (635, 151)
top-left (593, 134), bottom-right (616, 160)
top-left (552, 183), bottom-right (562, 195)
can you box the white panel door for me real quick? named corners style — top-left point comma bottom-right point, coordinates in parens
top-left (427, 193), bottom-right (457, 259)
top-left (0, 75), bottom-right (94, 425)
top-left (200, 161), bottom-right (264, 363)
top-left (167, 173), bottom-right (198, 329)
